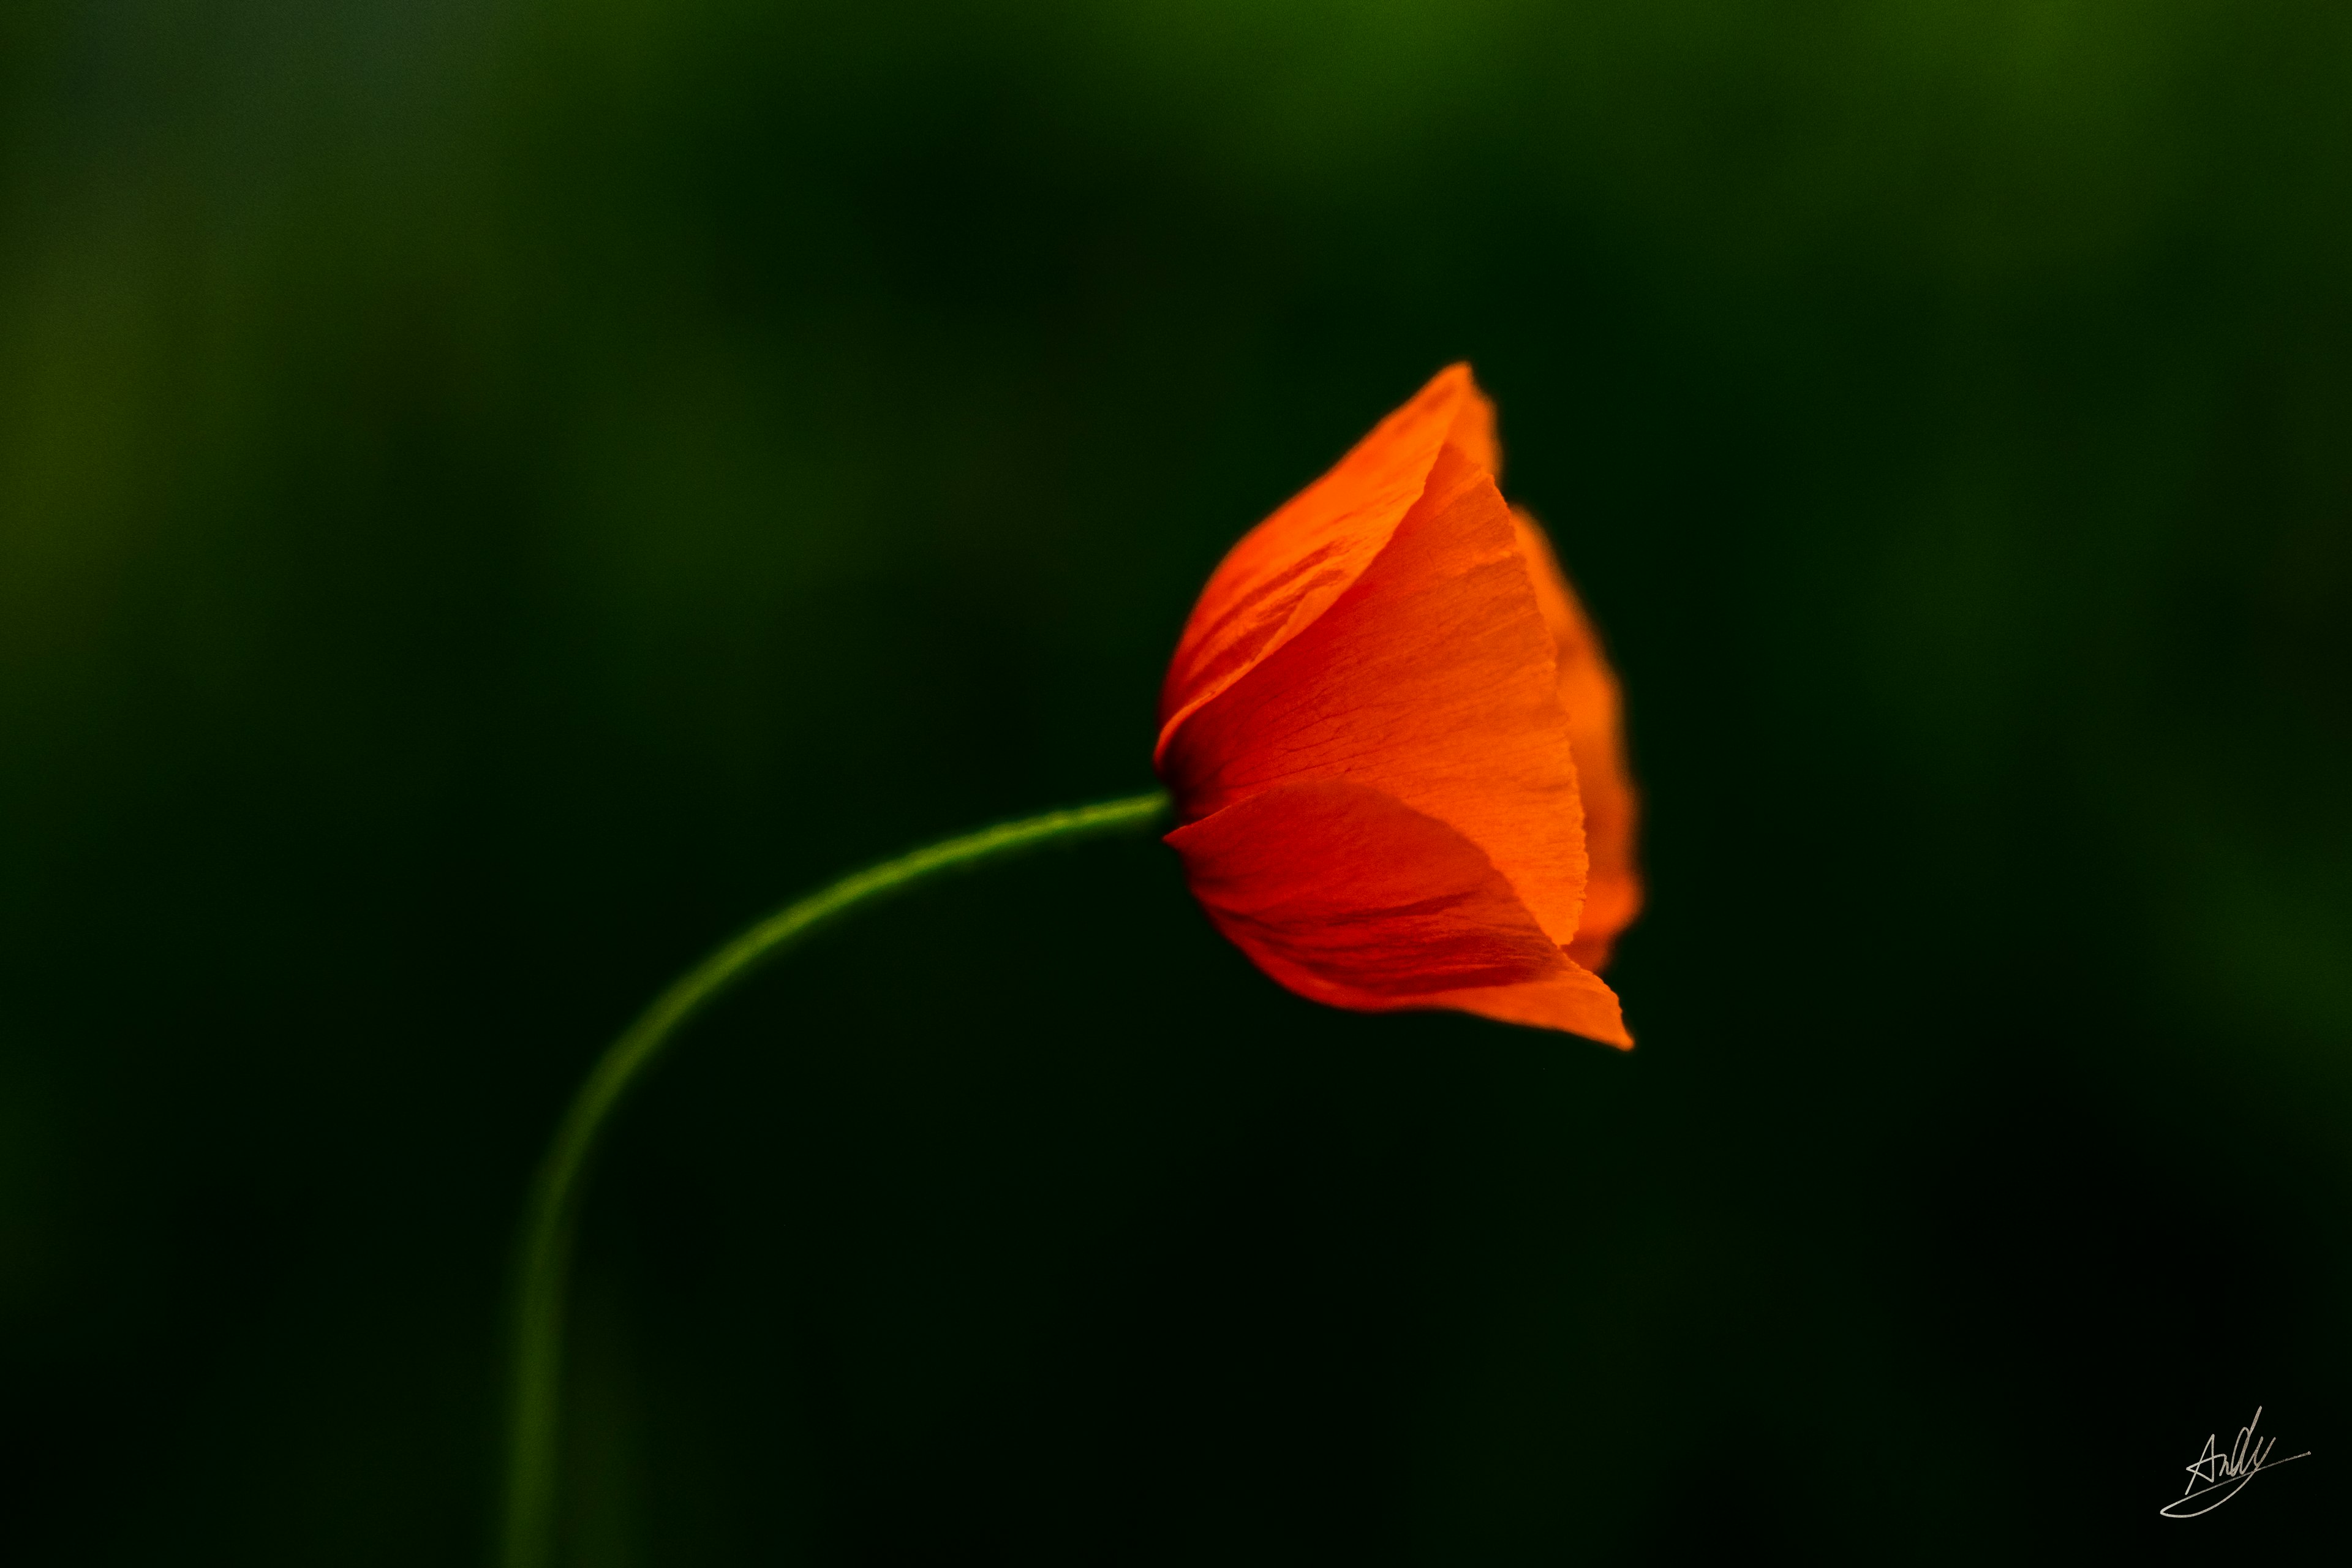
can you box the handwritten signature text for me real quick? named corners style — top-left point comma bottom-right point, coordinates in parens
top-left (2161, 1406), bottom-right (2309, 1519)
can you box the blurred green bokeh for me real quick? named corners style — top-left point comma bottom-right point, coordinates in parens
top-left (4, 0), bottom-right (2349, 1561)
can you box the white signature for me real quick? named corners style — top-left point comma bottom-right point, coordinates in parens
top-left (2160, 1406), bottom-right (2310, 1518)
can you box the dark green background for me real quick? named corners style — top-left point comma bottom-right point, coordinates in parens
top-left (4, 0), bottom-right (2350, 1561)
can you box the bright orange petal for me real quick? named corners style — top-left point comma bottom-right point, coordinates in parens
top-left (1438, 970), bottom-right (1631, 1045)
top-left (1445, 376), bottom-right (1501, 478)
top-left (1166, 777), bottom-right (1630, 1047)
top-left (1156, 366), bottom-right (1638, 1046)
top-left (1161, 442), bottom-right (1594, 959)
top-left (1511, 509), bottom-right (1643, 970)
top-left (1156, 364), bottom-right (1497, 766)
top-left (1170, 778), bottom-right (1564, 999)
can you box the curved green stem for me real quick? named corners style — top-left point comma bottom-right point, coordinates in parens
top-left (500, 789), bottom-right (1171, 1568)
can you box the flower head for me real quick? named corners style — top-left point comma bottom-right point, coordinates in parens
top-left (1155, 365), bottom-right (1641, 1046)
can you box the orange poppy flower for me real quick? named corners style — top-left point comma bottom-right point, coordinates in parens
top-left (1155, 364), bottom-right (1642, 1047)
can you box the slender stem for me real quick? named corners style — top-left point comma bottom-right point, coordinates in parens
top-left (499, 789), bottom-right (1172, 1568)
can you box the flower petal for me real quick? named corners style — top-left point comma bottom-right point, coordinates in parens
top-left (1160, 442), bottom-right (1591, 957)
top-left (1167, 777), bottom-right (1629, 1047)
top-left (1156, 364), bottom-right (1496, 765)
top-left (1512, 509), bottom-right (1643, 970)
top-left (1431, 968), bottom-right (1632, 1046)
